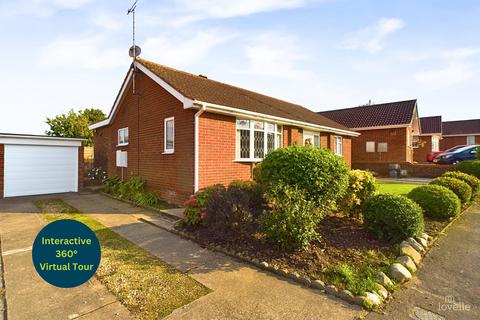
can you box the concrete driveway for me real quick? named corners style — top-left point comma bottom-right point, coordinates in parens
top-left (0, 193), bottom-right (365, 320)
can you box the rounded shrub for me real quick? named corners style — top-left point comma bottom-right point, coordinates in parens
top-left (255, 145), bottom-right (349, 209)
top-left (407, 185), bottom-right (461, 219)
top-left (259, 183), bottom-right (323, 250)
top-left (443, 171), bottom-right (480, 199)
top-left (363, 194), bottom-right (424, 242)
top-left (338, 170), bottom-right (378, 218)
top-left (457, 160), bottom-right (480, 179)
top-left (430, 177), bottom-right (472, 205)
top-left (184, 184), bottom-right (225, 226)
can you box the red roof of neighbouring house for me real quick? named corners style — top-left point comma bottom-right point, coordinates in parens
top-left (318, 100), bottom-right (417, 129)
top-left (136, 58), bottom-right (352, 132)
top-left (420, 116), bottom-right (442, 134)
top-left (442, 119), bottom-right (480, 136)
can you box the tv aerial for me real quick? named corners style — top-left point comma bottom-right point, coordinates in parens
top-left (127, 0), bottom-right (141, 94)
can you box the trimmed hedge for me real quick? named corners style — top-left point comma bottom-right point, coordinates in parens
top-left (457, 160), bottom-right (480, 179)
top-left (443, 171), bottom-right (480, 199)
top-left (255, 145), bottom-right (349, 209)
top-left (338, 170), bottom-right (378, 218)
top-left (430, 177), bottom-right (472, 205)
top-left (363, 194), bottom-right (424, 242)
top-left (408, 185), bottom-right (461, 219)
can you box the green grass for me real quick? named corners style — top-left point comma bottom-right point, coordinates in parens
top-left (34, 199), bottom-right (210, 320)
top-left (377, 182), bottom-right (422, 195)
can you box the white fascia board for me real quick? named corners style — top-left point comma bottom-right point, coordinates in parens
top-left (417, 133), bottom-right (442, 137)
top-left (88, 63), bottom-right (194, 131)
top-left (0, 135), bottom-right (83, 147)
top-left (351, 124), bottom-right (409, 131)
top-left (194, 101), bottom-right (360, 137)
top-left (443, 133), bottom-right (480, 137)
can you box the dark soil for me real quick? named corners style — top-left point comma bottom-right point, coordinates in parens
top-left (179, 214), bottom-right (397, 279)
top-left (424, 218), bottom-right (451, 238)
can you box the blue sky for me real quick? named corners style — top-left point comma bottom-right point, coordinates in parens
top-left (1, 0), bottom-right (479, 134)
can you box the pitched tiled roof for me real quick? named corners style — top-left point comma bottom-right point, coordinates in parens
top-left (420, 116), bottom-right (442, 134)
top-left (136, 58), bottom-right (351, 132)
top-left (442, 119), bottom-right (480, 136)
top-left (318, 100), bottom-right (417, 129)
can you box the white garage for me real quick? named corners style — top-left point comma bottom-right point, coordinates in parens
top-left (0, 134), bottom-right (84, 198)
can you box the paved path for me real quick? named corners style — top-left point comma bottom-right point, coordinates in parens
top-left (0, 199), bottom-right (132, 320)
top-left (58, 192), bottom-right (366, 320)
top-left (367, 203), bottom-right (480, 320)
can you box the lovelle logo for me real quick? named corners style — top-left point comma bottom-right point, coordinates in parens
top-left (438, 295), bottom-right (471, 312)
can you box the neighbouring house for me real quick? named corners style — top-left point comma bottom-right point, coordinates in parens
top-left (441, 119), bottom-right (480, 150)
top-left (319, 100), bottom-right (420, 170)
top-left (89, 58), bottom-right (359, 204)
top-left (413, 116), bottom-right (442, 162)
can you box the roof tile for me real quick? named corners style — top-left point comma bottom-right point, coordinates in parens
top-left (442, 119), bottom-right (480, 135)
top-left (420, 116), bottom-right (442, 134)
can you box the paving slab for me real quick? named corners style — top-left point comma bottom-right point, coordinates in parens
top-left (0, 209), bottom-right (132, 320)
top-left (60, 193), bottom-right (366, 320)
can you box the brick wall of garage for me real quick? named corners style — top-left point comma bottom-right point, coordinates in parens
top-left (351, 127), bottom-right (411, 165)
top-left (0, 144), bottom-right (4, 198)
top-left (93, 70), bottom-right (196, 204)
top-left (441, 135), bottom-right (480, 150)
top-left (413, 135), bottom-right (433, 162)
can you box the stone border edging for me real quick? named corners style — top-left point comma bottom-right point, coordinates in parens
top-left (0, 237), bottom-right (7, 320)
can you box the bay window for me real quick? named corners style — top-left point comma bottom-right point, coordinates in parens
top-left (236, 119), bottom-right (283, 160)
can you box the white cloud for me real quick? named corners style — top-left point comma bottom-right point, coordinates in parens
top-left (414, 47), bottom-right (479, 89)
top-left (39, 35), bottom-right (129, 69)
top-left (341, 18), bottom-right (405, 53)
top-left (0, 0), bottom-right (94, 18)
top-left (141, 30), bottom-right (235, 67)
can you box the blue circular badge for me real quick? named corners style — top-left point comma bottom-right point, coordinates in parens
top-left (32, 219), bottom-right (101, 288)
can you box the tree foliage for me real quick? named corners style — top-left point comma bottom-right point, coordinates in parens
top-left (45, 108), bottom-right (106, 146)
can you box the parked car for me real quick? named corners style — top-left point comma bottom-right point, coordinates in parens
top-left (433, 145), bottom-right (479, 164)
top-left (427, 145), bottom-right (466, 162)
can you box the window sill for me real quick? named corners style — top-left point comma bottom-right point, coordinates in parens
top-left (163, 150), bottom-right (174, 155)
top-left (117, 143), bottom-right (129, 147)
top-left (233, 159), bottom-right (263, 163)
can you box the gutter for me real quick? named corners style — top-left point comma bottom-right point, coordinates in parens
top-left (194, 105), bottom-right (207, 193)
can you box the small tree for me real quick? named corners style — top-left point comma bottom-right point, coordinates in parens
top-left (45, 108), bottom-right (106, 146)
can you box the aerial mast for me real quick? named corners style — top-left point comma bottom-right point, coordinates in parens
top-left (127, 0), bottom-right (141, 94)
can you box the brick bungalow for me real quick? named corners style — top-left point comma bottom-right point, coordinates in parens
top-left (90, 58), bottom-right (359, 204)
top-left (319, 100), bottom-right (420, 171)
top-left (413, 116), bottom-right (442, 162)
top-left (441, 119), bottom-right (480, 150)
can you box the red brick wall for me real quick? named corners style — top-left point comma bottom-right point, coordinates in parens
top-left (413, 135), bottom-right (432, 162)
top-left (351, 127), bottom-right (410, 164)
top-left (78, 146), bottom-right (84, 191)
top-left (93, 71), bottom-right (196, 204)
top-left (283, 126), bottom-right (303, 146)
top-left (198, 112), bottom-right (252, 189)
top-left (353, 162), bottom-right (455, 178)
top-left (0, 144), bottom-right (4, 199)
top-left (441, 135), bottom-right (480, 150)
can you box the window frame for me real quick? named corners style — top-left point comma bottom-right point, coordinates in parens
top-left (431, 136), bottom-right (440, 152)
top-left (117, 127), bottom-right (129, 146)
top-left (235, 119), bottom-right (283, 161)
top-left (334, 136), bottom-right (343, 156)
top-left (164, 117), bottom-right (175, 154)
top-left (466, 135), bottom-right (475, 145)
top-left (378, 142), bottom-right (388, 153)
top-left (366, 141), bottom-right (375, 153)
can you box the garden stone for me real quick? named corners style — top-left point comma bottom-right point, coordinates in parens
top-left (399, 243), bottom-right (422, 266)
top-left (364, 292), bottom-right (382, 307)
top-left (280, 269), bottom-right (289, 276)
top-left (300, 277), bottom-right (312, 287)
top-left (325, 285), bottom-right (338, 295)
top-left (289, 271), bottom-right (301, 280)
top-left (405, 238), bottom-right (425, 252)
top-left (415, 236), bottom-right (428, 248)
top-left (352, 295), bottom-right (367, 307)
top-left (376, 271), bottom-right (394, 287)
top-left (373, 283), bottom-right (388, 300)
top-left (389, 263), bottom-right (412, 283)
top-left (260, 261), bottom-right (269, 269)
top-left (397, 255), bottom-right (417, 273)
top-left (312, 279), bottom-right (325, 290)
top-left (421, 232), bottom-right (431, 242)
top-left (337, 290), bottom-right (355, 303)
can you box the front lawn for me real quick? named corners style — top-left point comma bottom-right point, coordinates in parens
top-left (377, 181), bottom-right (422, 195)
top-left (34, 199), bottom-right (210, 320)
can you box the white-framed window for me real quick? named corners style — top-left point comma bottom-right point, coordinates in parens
top-left (334, 136), bottom-right (343, 156)
top-left (303, 130), bottom-right (320, 147)
top-left (467, 135), bottom-right (475, 145)
top-left (432, 136), bottom-right (440, 152)
top-left (236, 119), bottom-right (282, 160)
top-left (366, 141), bottom-right (375, 153)
top-left (164, 117), bottom-right (174, 154)
top-left (117, 127), bottom-right (129, 146)
top-left (378, 142), bottom-right (388, 153)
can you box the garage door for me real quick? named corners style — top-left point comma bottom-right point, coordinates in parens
top-left (4, 145), bottom-right (78, 197)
